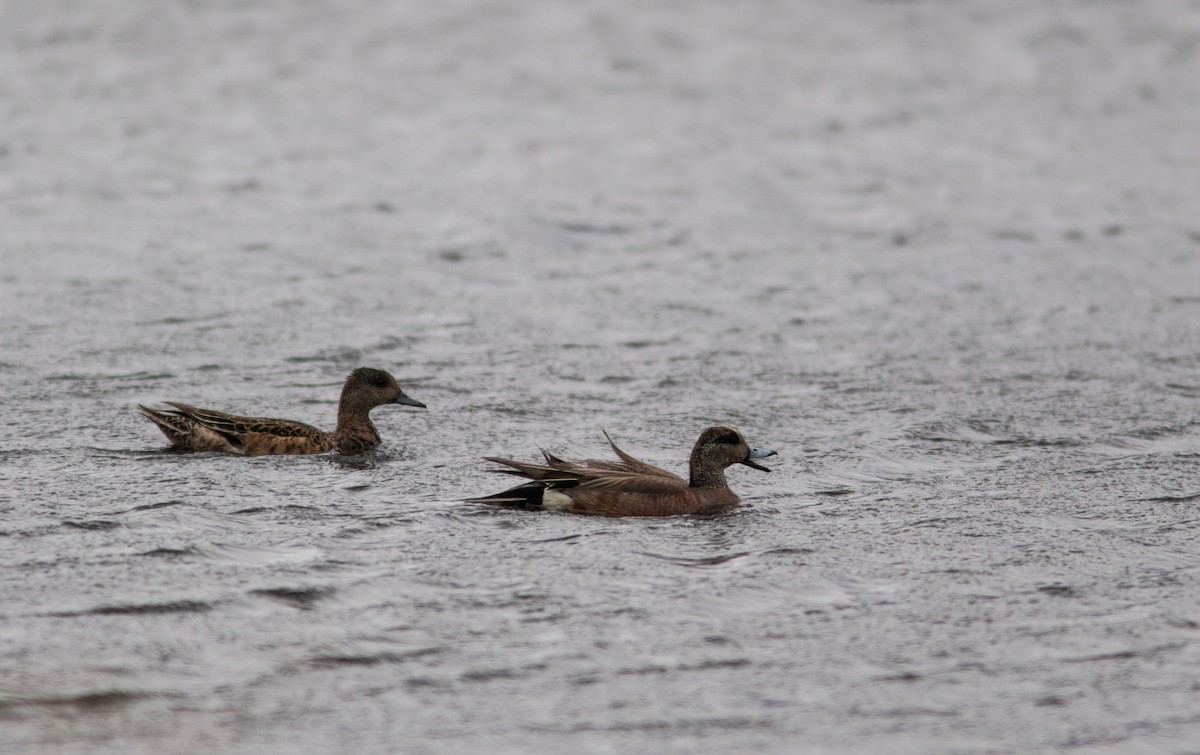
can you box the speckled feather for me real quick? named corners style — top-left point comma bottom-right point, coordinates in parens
top-left (137, 367), bottom-right (424, 456)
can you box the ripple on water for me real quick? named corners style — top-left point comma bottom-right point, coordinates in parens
top-left (1088, 425), bottom-right (1200, 458)
top-left (825, 453), bottom-right (981, 485)
top-left (1025, 512), bottom-right (1154, 532)
top-left (0, 689), bottom-right (157, 710)
top-left (60, 519), bottom-right (123, 531)
top-left (192, 542), bottom-right (324, 566)
top-left (1164, 382), bottom-right (1200, 397)
top-left (308, 645), bottom-right (443, 668)
top-left (249, 586), bottom-right (337, 610)
top-left (909, 418), bottom-right (1083, 448)
top-left (1133, 491), bottom-right (1200, 502)
top-left (118, 504), bottom-right (275, 534)
top-left (44, 599), bottom-right (215, 618)
top-left (138, 546), bottom-right (198, 559)
top-left (637, 550), bottom-right (755, 568)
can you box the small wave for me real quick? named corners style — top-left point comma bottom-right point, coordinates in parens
top-left (250, 586), bottom-right (336, 609)
top-left (516, 533), bottom-right (585, 544)
top-left (833, 455), bottom-right (972, 484)
top-left (1164, 383), bottom-right (1200, 397)
top-left (1037, 584), bottom-right (1078, 598)
top-left (138, 547), bottom-right (199, 559)
top-left (61, 519), bottom-right (121, 531)
top-left (616, 658), bottom-right (752, 676)
top-left (310, 648), bottom-right (441, 667)
top-left (1058, 644), bottom-right (1185, 664)
top-left (136, 313), bottom-right (222, 327)
top-left (814, 488), bottom-right (854, 497)
top-left (194, 542), bottom-right (324, 566)
top-left (909, 419), bottom-right (1080, 447)
top-left (128, 500), bottom-right (186, 513)
top-left (1024, 512), bottom-right (1148, 532)
top-left (0, 689), bottom-right (155, 710)
top-left (285, 347), bottom-right (363, 364)
top-left (1088, 420), bottom-right (1200, 454)
top-left (46, 599), bottom-right (213, 618)
top-left (1137, 491), bottom-right (1200, 502)
top-left (45, 370), bottom-right (175, 382)
top-left (543, 716), bottom-right (772, 733)
top-left (637, 550), bottom-right (753, 567)
top-left (909, 420), bottom-right (1005, 444)
top-left (888, 515), bottom-right (970, 533)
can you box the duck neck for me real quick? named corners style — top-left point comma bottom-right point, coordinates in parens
top-left (689, 462), bottom-right (729, 490)
top-left (334, 402), bottom-right (379, 449)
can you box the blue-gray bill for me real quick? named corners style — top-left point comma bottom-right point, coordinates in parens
top-left (742, 447), bottom-right (777, 472)
top-left (396, 394), bottom-right (426, 409)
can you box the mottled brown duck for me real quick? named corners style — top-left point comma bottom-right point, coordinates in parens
top-left (138, 367), bottom-right (425, 455)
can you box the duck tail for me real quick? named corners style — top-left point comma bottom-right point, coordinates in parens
top-left (464, 482), bottom-right (548, 510)
top-left (137, 404), bottom-right (192, 446)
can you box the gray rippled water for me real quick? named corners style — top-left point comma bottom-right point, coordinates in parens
top-left (3, 1), bottom-right (1200, 753)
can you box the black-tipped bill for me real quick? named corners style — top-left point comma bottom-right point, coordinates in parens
top-left (742, 447), bottom-right (777, 472)
top-left (395, 394), bottom-right (426, 409)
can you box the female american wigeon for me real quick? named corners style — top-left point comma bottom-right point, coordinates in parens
top-left (467, 426), bottom-right (777, 516)
top-left (137, 367), bottom-right (425, 455)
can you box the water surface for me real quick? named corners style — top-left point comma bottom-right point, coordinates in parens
top-left (2, 1), bottom-right (1200, 753)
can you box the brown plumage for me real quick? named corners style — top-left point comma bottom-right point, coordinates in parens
top-left (137, 367), bottom-right (425, 455)
top-left (467, 426), bottom-right (777, 517)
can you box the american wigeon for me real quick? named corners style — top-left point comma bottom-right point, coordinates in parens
top-left (467, 426), bottom-right (777, 516)
top-left (137, 367), bottom-right (425, 455)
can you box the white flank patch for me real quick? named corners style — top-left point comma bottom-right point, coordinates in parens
top-left (542, 490), bottom-right (574, 511)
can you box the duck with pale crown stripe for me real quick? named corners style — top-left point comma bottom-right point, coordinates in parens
top-left (138, 367), bottom-right (425, 455)
top-left (467, 426), bottom-right (777, 517)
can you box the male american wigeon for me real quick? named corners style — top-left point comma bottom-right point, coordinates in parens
top-left (137, 367), bottom-right (425, 455)
top-left (467, 426), bottom-right (777, 516)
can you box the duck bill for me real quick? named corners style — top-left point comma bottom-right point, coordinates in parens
top-left (741, 447), bottom-right (777, 472)
top-left (395, 394), bottom-right (426, 409)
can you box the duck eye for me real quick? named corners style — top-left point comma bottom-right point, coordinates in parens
top-left (717, 432), bottom-right (740, 445)
top-left (371, 376), bottom-right (390, 388)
